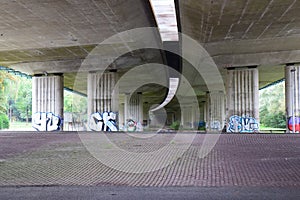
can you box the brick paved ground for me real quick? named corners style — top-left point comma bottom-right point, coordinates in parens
top-left (0, 132), bottom-right (300, 187)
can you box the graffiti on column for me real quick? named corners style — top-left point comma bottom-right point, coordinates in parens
top-left (127, 119), bottom-right (137, 132)
top-left (32, 112), bottom-right (63, 131)
top-left (227, 115), bottom-right (259, 133)
top-left (89, 112), bottom-right (118, 131)
top-left (288, 116), bottom-right (300, 131)
top-left (210, 120), bottom-right (221, 130)
top-left (126, 119), bottom-right (143, 132)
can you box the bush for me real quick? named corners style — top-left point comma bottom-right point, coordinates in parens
top-left (170, 121), bottom-right (180, 130)
top-left (198, 121), bottom-right (206, 131)
top-left (0, 114), bottom-right (9, 129)
top-left (260, 110), bottom-right (286, 128)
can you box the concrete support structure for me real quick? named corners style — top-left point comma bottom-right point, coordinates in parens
top-left (32, 75), bottom-right (64, 131)
top-left (87, 72), bottom-right (118, 116)
top-left (119, 103), bottom-right (125, 130)
top-left (180, 102), bottom-right (198, 129)
top-left (226, 68), bottom-right (259, 133)
top-left (199, 102), bottom-right (205, 122)
top-left (143, 103), bottom-right (151, 127)
top-left (87, 72), bottom-right (118, 131)
top-left (124, 92), bottom-right (143, 131)
top-left (205, 91), bottom-right (225, 131)
top-left (285, 65), bottom-right (300, 133)
top-left (180, 106), bottom-right (190, 129)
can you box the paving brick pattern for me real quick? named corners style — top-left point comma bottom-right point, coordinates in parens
top-left (0, 132), bottom-right (300, 187)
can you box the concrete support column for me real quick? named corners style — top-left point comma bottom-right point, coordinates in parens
top-left (88, 72), bottom-right (118, 116)
top-left (226, 68), bottom-right (259, 133)
top-left (118, 103), bottom-right (125, 130)
top-left (203, 101), bottom-right (208, 126)
top-left (285, 65), bottom-right (300, 133)
top-left (199, 101), bottom-right (205, 122)
top-left (205, 91), bottom-right (225, 131)
top-left (124, 92), bottom-right (143, 131)
top-left (87, 72), bottom-right (119, 131)
top-left (180, 105), bottom-right (190, 128)
top-left (179, 102), bottom-right (198, 129)
top-left (124, 93), bottom-right (130, 129)
top-left (32, 75), bottom-right (63, 131)
top-left (143, 102), bottom-right (151, 127)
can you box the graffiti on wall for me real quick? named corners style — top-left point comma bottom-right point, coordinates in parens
top-left (89, 112), bottom-right (118, 131)
top-left (32, 112), bottom-right (63, 131)
top-left (227, 115), bottom-right (259, 133)
top-left (125, 119), bottom-right (143, 132)
top-left (127, 119), bottom-right (137, 132)
top-left (288, 116), bottom-right (300, 131)
top-left (210, 120), bottom-right (221, 130)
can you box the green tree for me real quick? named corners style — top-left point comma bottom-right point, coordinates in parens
top-left (259, 81), bottom-right (285, 128)
top-left (15, 78), bottom-right (32, 123)
top-left (64, 91), bottom-right (87, 113)
top-left (0, 71), bottom-right (16, 129)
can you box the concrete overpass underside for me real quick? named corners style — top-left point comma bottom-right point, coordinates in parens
top-left (1, 0), bottom-right (300, 132)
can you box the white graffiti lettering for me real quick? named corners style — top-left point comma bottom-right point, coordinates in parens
top-left (210, 120), bottom-right (221, 130)
top-left (227, 115), bottom-right (259, 133)
top-left (89, 112), bottom-right (118, 131)
top-left (32, 112), bottom-right (62, 131)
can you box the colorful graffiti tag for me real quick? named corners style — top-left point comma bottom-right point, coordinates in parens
top-left (125, 119), bottom-right (143, 132)
top-left (227, 115), bottom-right (259, 133)
top-left (89, 112), bottom-right (118, 131)
top-left (127, 119), bottom-right (137, 132)
top-left (32, 112), bottom-right (63, 131)
top-left (288, 116), bottom-right (300, 131)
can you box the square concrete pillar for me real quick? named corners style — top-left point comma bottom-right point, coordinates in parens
top-left (285, 65), bottom-right (300, 133)
top-left (87, 72), bottom-right (119, 131)
top-left (205, 91), bottom-right (225, 132)
top-left (124, 92), bottom-right (143, 131)
top-left (32, 75), bottom-right (63, 131)
top-left (226, 68), bottom-right (259, 133)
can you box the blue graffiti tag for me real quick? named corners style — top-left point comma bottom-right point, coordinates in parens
top-left (210, 120), bottom-right (221, 130)
top-left (227, 115), bottom-right (259, 133)
top-left (89, 112), bottom-right (118, 132)
top-left (32, 112), bottom-right (63, 131)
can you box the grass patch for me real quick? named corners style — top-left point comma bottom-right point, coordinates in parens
top-left (8, 121), bottom-right (33, 130)
top-left (259, 126), bottom-right (286, 133)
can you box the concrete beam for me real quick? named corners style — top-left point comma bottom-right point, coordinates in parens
top-left (213, 50), bottom-right (300, 68)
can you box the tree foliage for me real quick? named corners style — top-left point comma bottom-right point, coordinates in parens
top-left (1, 71), bottom-right (89, 129)
top-left (0, 71), bottom-right (17, 129)
top-left (64, 91), bottom-right (87, 113)
top-left (0, 72), bottom-right (12, 113)
top-left (259, 82), bottom-right (286, 128)
top-left (0, 114), bottom-right (9, 129)
top-left (15, 79), bottom-right (32, 122)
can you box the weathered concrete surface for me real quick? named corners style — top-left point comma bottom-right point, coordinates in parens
top-left (0, 0), bottom-right (162, 93)
top-left (180, 0), bottom-right (300, 86)
top-left (1, 0), bottom-right (300, 98)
